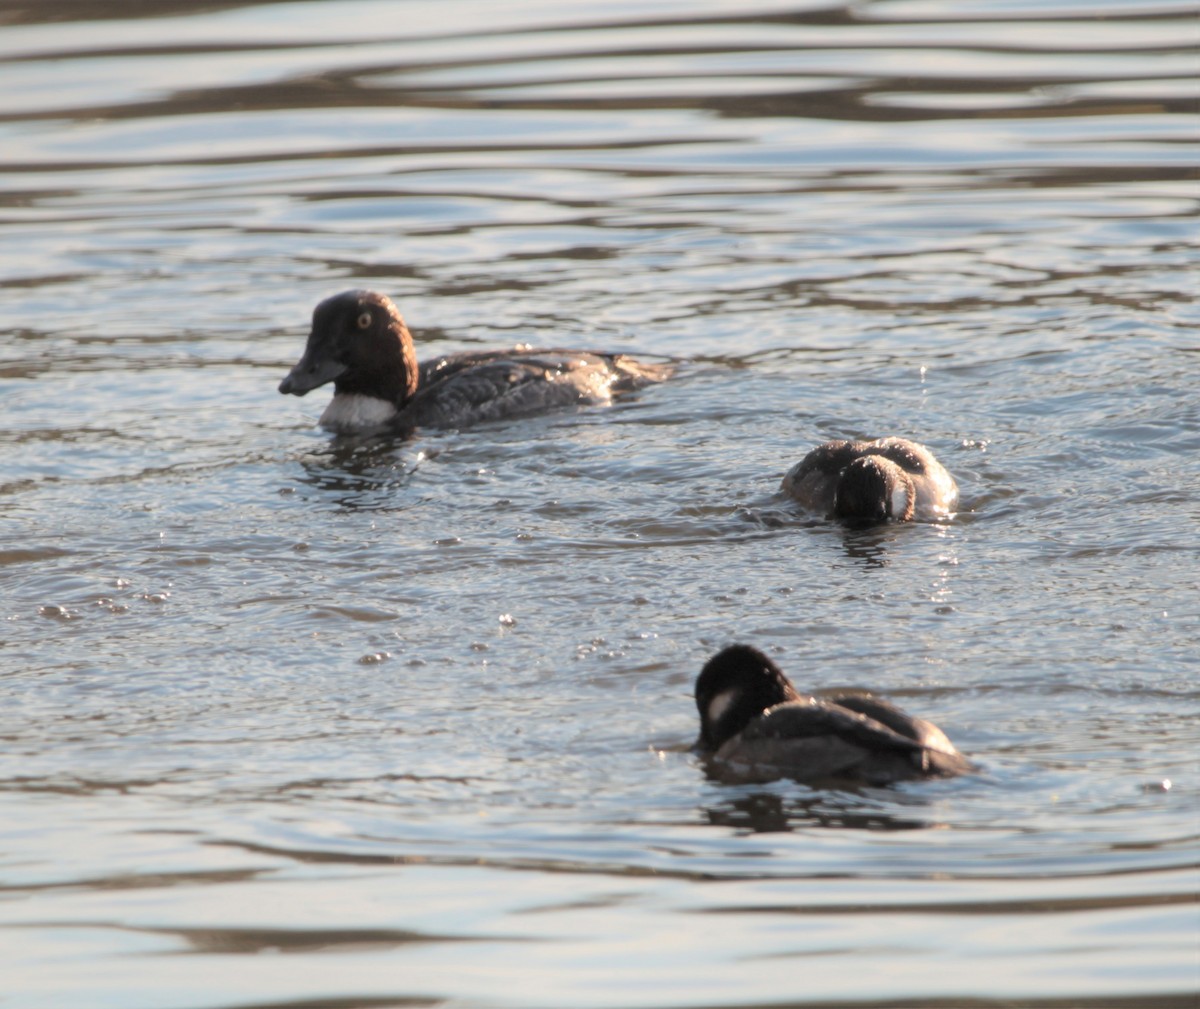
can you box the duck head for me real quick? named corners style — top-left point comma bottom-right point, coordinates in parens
top-left (694, 644), bottom-right (801, 750)
top-left (279, 290), bottom-right (419, 406)
top-left (834, 455), bottom-right (915, 522)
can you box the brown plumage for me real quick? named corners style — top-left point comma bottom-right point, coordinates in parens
top-left (781, 437), bottom-right (958, 522)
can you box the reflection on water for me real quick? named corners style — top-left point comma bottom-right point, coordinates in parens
top-left (291, 440), bottom-right (431, 507)
top-left (1, 0), bottom-right (1198, 1007)
top-left (703, 788), bottom-right (938, 833)
top-left (839, 523), bottom-right (911, 568)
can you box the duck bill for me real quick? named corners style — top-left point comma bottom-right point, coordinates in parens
top-left (278, 352), bottom-right (347, 396)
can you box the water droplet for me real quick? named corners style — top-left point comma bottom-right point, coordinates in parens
top-left (358, 651), bottom-right (391, 665)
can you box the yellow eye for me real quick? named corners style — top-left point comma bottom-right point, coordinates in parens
top-left (356, 311), bottom-right (372, 330)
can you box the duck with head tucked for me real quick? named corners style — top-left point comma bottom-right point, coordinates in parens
top-left (694, 644), bottom-right (971, 785)
top-left (279, 290), bottom-right (672, 435)
top-left (782, 437), bottom-right (958, 522)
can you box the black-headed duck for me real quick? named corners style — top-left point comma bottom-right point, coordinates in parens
top-left (694, 644), bottom-right (971, 785)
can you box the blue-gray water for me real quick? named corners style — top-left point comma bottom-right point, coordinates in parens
top-left (1, 2), bottom-right (1198, 1007)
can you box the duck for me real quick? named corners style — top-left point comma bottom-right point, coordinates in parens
top-left (278, 290), bottom-right (671, 435)
top-left (781, 437), bottom-right (958, 522)
top-left (694, 644), bottom-right (971, 785)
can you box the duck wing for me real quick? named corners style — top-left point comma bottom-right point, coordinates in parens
top-left (822, 691), bottom-right (960, 755)
top-left (419, 349), bottom-right (670, 389)
top-left (718, 697), bottom-right (968, 782)
top-left (401, 350), bottom-right (668, 430)
top-left (740, 698), bottom-right (927, 753)
top-left (863, 438), bottom-right (958, 515)
top-left (781, 440), bottom-right (868, 510)
top-left (865, 437), bottom-right (929, 474)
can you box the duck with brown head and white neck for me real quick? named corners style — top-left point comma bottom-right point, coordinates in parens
top-left (782, 437), bottom-right (958, 523)
top-left (694, 644), bottom-right (971, 785)
top-left (279, 290), bottom-right (672, 435)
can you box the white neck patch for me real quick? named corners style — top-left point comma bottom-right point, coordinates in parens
top-left (891, 484), bottom-right (909, 519)
top-left (319, 394), bottom-right (397, 434)
top-left (706, 688), bottom-right (738, 728)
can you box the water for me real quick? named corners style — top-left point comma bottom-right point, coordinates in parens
top-left (1, 1), bottom-right (1198, 1006)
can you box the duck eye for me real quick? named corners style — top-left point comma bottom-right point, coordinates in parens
top-left (356, 311), bottom-right (372, 330)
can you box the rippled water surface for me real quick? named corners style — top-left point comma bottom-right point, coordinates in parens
top-left (2, 1), bottom-right (1198, 1007)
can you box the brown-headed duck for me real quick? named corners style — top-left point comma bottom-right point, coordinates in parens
top-left (279, 290), bottom-right (671, 435)
top-left (782, 437), bottom-right (958, 522)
